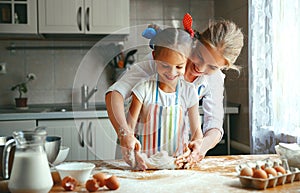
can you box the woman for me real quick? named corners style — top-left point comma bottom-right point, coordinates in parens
top-left (106, 19), bottom-right (244, 169)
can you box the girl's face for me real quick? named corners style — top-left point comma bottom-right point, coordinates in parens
top-left (185, 43), bottom-right (226, 80)
top-left (153, 48), bottom-right (187, 90)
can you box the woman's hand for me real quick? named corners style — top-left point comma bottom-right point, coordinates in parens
top-left (175, 140), bottom-right (205, 168)
top-left (119, 135), bottom-right (147, 170)
top-left (187, 140), bottom-right (205, 166)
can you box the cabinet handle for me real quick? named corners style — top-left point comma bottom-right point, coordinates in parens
top-left (77, 6), bottom-right (82, 31)
top-left (87, 122), bottom-right (93, 147)
top-left (85, 7), bottom-right (90, 31)
top-left (78, 122), bottom-right (84, 147)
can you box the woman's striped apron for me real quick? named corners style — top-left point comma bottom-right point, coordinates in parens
top-left (136, 77), bottom-right (187, 157)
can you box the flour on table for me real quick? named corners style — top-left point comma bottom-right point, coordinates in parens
top-left (140, 151), bottom-right (178, 170)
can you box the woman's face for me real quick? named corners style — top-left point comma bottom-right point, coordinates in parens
top-left (185, 43), bottom-right (226, 80)
top-left (153, 48), bottom-right (187, 88)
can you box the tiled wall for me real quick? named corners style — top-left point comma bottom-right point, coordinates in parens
top-left (0, 0), bottom-right (250, 150)
top-left (0, 0), bottom-right (215, 106)
top-left (215, 0), bottom-right (249, 149)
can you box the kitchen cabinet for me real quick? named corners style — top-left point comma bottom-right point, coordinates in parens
top-left (92, 118), bottom-right (117, 160)
top-left (38, 0), bottom-right (129, 34)
top-left (0, 0), bottom-right (37, 34)
top-left (0, 120), bottom-right (36, 136)
top-left (37, 118), bottom-right (117, 161)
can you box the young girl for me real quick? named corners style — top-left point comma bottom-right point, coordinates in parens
top-left (127, 28), bottom-right (203, 159)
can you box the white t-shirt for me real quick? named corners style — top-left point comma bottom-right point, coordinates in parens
top-left (106, 60), bottom-right (225, 136)
top-left (132, 74), bottom-right (199, 119)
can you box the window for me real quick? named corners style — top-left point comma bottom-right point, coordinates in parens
top-left (249, 0), bottom-right (300, 153)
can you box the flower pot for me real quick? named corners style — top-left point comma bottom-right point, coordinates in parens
top-left (15, 98), bottom-right (28, 109)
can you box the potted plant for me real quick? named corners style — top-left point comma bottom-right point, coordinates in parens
top-left (11, 73), bottom-right (36, 109)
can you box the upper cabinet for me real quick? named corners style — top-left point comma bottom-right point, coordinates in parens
top-left (0, 0), bottom-right (38, 34)
top-left (38, 0), bottom-right (129, 34)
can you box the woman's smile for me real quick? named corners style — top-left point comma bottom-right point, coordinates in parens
top-left (192, 63), bottom-right (204, 75)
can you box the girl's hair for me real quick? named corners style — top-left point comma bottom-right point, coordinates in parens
top-left (152, 28), bottom-right (193, 58)
top-left (194, 19), bottom-right (244, 70)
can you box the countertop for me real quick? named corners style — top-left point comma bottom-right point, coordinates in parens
top-left (0, 103), bottom-right (108, 121)
top-left (0, 102), bottom-right (240, 121)
top-left (48, 154), bottom-right (300, 193)
top-left (1, 154), bottom-right (298, 193)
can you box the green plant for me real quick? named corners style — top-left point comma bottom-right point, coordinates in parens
top-left (11, 73), bottom-right (36, 98)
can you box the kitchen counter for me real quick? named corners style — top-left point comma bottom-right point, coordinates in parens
top-left (0, 103), bottom-right (109, 121)
top-left (45, 154), bottom-right (298, 193)
top-left (0, 102), bottom-right (240, 121)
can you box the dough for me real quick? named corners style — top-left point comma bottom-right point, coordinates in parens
top-left (140, 151), bottom-right (178, 170)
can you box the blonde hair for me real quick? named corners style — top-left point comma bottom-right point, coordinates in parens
top-left (195, 20), bottom-right (244, 70)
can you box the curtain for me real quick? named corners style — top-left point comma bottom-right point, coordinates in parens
top-left (249, 0), bottom-right (300, 154)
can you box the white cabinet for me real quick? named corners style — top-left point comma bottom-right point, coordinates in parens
top-left (0, 0), bottom-right (37, 34)
top-left (38, 118), bottom-right (117, 161)
top-left (38, 0), bottom-right (129, 34)
top-left (92, 118), bottom-right (117, 160)
top-left (0, 120), bottom-right (36, 136)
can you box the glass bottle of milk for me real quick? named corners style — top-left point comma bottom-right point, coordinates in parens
top-left (8, 130), bottom-right (53, 193)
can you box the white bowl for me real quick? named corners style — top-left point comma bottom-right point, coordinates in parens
top-left (53, 146), bottom-right (70, 165)
top-left (55, 162), bottom-right (95, 184)
top-left (275, 143), bottom-right (300, 168)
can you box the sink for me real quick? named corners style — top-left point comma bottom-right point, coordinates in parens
top-left (49, 104), bottom-right (107, 112)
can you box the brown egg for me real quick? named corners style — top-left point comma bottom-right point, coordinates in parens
top-left (105, 175), bottom-right (120, 190)
top-left (274, 166), bottom-right (286, 174)
top-left (264, 167), bottom-right (278, 177)
top-left (253, 169), bottom-right (268, 179)
top-left (86, 178), bottom-right (99, 192)
top-left (93, 172), bottom-right (107, 187)
top-left (61, 176), bottom-right (78, 191)
top-left (240, 166), bottom-right (253, 177)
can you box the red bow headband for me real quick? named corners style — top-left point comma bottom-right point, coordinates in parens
top-left (182, 13), bottom-right (194, 38)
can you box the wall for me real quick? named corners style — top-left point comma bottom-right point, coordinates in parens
top-left (0, 0), bottom-right (215, 106)
top-left (214, 0), bottom-right (249, 151)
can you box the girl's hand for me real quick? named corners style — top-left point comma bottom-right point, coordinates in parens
top-left (119, 135), bottom-right (147, 170)
top-left (175, 144), bottom-right (191, 168)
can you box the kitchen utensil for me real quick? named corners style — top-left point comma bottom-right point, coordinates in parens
top-left (44, 136), bottom-right (61, 164)
top-left (52, 146), bottom-right (70, 165)
top-left (124, 49), bottom-right (137, 67)
top-left (1, 134), bottom-right (60, 180)
top-left (3, 129), bottom-right (53, 193)
top-left (55, 162), bottom-right (95, 185)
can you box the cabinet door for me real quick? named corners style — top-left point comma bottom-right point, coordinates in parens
top-left (85, 0), bottom-right (129, 34)
top-left (0, 120), bottom-right (36, 136)
top-left (93, 118), bottom-right (117, 160)
top-left (38, 120), bottom-right (87, 161)
top-left (38, 0), bottom-right (84, 33)
top-left (0, 0), bottom-right (37, 33)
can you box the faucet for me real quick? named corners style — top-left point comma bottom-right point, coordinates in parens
top-left (81, 84), bottom-right (98, 109)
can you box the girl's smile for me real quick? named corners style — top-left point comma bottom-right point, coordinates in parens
top-left (153, 47), bottom-right (187, 92)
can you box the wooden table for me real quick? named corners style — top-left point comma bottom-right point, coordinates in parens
top-left (1, 154), bottom-right (299, 193)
